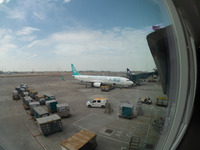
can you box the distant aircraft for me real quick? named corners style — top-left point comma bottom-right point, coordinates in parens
top-left (126, 68), bottom-right (158, 85)
top-left (71, 64), bottom-right (133, 87)
top-left (60, 74), bottom-right (65, 81)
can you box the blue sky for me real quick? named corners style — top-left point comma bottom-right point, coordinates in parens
top-left (0, 0), bottom-right (171, 72)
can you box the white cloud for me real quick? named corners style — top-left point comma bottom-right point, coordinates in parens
top-left (19, 35), bottom-right (37, 42)
top-left (27, 40), bottom-right (42, 48)
top-left (0, 26), bottom-right (156, 72)
top-left (16, 27), bottom-right (40, 36)
top-left (0, 0), bottom-right (9, 4)
top-left (23, 27), bottom-right (155, 71)
top-left (33, 11), bottom-right (46, 20)
top-left (0, 28), bottom-right (17, 55)
top-left (64, 0), bottom-right (71, 3)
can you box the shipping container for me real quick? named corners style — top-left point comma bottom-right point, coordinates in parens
top-left (20, 83), bottom-right (28, 90)
top-left (15, 86), bottom-right (21, 93)
top-left (35, 95), bottom-right (46, 105)
top-left (60, 130), bottom-right (97, 150)
top-left (29, 90), bottom-right (38, 99)
top-left (23, 96), bottom-right (33, 109)
top-left (36, 114), bottom-right (62, 136)
top-left (12, 90), bottom-right (20, 100)
top-left (33, 106), bottom-right (49, 119)
top-left (46, 100), bottom-right (58, 113)
top-left (44, 94), bottom-right (55, 101)
top-left (26, 88), bottom-right (33, 94)
top-left (22, 91), bottom-right (29, 97)
top-left (19, 88), bottom-right (25, 95)
top-left (57, 103), bottom-right (71, 118)
top-left (35, 95), bottom-right (44, 101)
top-left (119, 104), bottom-right (134, 119)
top-left (29, 102), bottom-right (40, 115)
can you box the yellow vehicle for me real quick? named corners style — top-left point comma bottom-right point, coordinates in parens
top-left (156, 97), bottom-right (168, 107)
top-left (100, 86), bottom-right (110, 92)
top-left (139, 97), bottom-right (152, 104)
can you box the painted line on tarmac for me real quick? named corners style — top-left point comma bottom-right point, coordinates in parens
top-left (90, 113), bottom-right (113, 119)
top-left (73, 113), bottom-right (93, 124)
top-left (99, 134), bottom-right (129, 144)
top-left (73, 113), bottom-right (127, 144)
top-left (73, 123), bottom-right (88, 131)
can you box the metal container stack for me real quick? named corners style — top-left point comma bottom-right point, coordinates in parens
top-left (46, 100), bottom-right (58, 113)
top-left (29, 102), bottom-right (40, 115)
top-left (44, 94), bottom-right (55, 101)
top-left (29, 90), bottom-right (38, 99)
top-left (23, 96), bottom-right (33, 110)
top-left (36, 114), bottom-right (62, 136)
top-left (57, 103), bottom-right (71, 118)
top-left (12, 90), bottom-right (20, 100)
top-left (35, 94), bottom-right (45, 105)
top-left (33, 106), bottom-right (49, 119)
top-left (22, 91), bottom-right (29, 97)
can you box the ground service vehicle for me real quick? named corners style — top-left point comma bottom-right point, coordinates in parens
top-left (86, 98), bottom-right (107, 108)
top-left (139, 97), bottom-right (152, 104)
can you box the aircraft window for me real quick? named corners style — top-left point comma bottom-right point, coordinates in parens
top-left (0, 0), bottom-right (197, 150)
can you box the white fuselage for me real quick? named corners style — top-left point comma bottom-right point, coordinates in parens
top-left (73, 75), bottom-right (133, 87)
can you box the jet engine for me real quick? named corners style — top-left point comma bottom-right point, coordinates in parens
top-left (93, 83), bottom-right (102, 87)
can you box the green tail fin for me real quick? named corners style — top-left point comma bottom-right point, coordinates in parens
top-left (71, 64), bottom-right (81, 75)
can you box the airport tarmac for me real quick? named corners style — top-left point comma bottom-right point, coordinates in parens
top-left (0, 72), bottom-right (166, 150)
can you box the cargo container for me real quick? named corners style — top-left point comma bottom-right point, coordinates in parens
top-left (44, 94), bottom-right (55, 101)
top-left (26, 88), bottom-right (33, 94)
top-left (46, 100), bottom-right (58, 113)
top-left (156, 97), bottom-right (168, 107)
top-left (29, 102), bottom-right (40, 115)
top-left (36, 114), bottom-right (62, 136)
top-left (12, 90), bottom-right (20, 100)
top-left (33, 106), bottom-right (49, 119)
top-left (57, 103), bottom-right (71, 118)
top-left (20, 83), bottom-right (28, 90)
top-left (15, 86), bottom-right (21, 93)
top-left (60, 130), bottom-right (97, 150)
top-left (35, 95), bottom-right (46, 105)
top-left (119, 104), bottom-right (134, 119)
top-left (19, 88), bottom-right (25, 95)
top-left (23, 96), bottom-right (33, 110)
top-left (22, 91), bottom-right (29, 97)
top-left (35, 95), bottom-right (44, 101)
top-left (29, 90), bottom-right (38, 99)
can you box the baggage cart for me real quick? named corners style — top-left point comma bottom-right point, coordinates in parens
top-left (46, 100), bottom-right (58, 113)
top-left (36, 114), bottom-right (62, 136)
top-left (33, 106), bottom-right (49, 119)
top-left (44, 94), bottom-right (55, 101)
top-left (29, 102), bottom-right (40, 115)
top-left (57, 103), bottom-right (71, 118)
top-left (119, 104), bottom-right (134, 119)
top-left (23, 96), bottom-right (33, 110)
top-left (156, 97), bottom-right (168, 107)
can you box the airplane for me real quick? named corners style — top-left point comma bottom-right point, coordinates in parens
top-left (71, 64), bottom-right (134, 87)
top-left (125, 68), bottom-right (158, 85)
